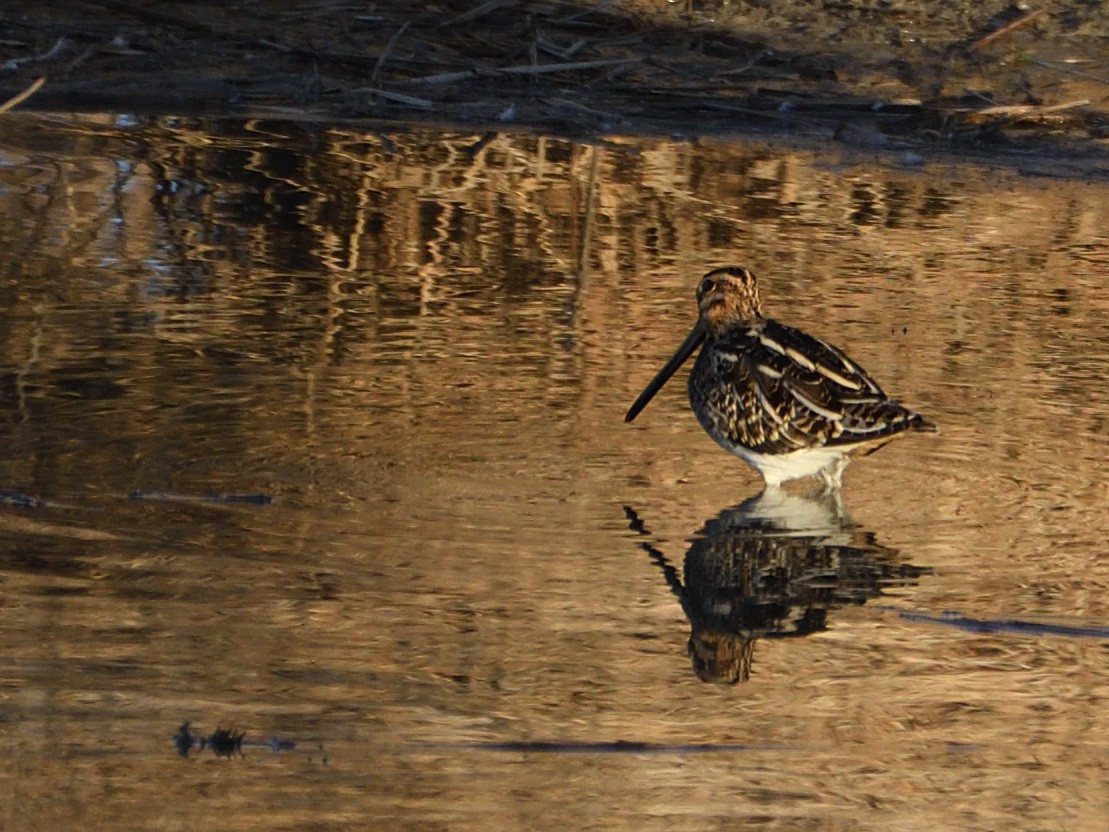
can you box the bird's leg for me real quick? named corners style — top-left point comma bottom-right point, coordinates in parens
top-left (756, 482), bottom-right (786, 505)
top-left (819, 456), bottom-right (849, 491)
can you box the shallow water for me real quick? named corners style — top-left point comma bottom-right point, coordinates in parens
top-left (0, 115), bottom-right (1106, 831)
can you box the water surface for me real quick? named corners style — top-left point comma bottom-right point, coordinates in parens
top-left (0, 115), bottom-right (1106, 831)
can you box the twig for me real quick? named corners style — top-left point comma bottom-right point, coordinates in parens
top-left (968, 99), bottom-right (1089, 119)
top-left (1, 37), bottom-right (69, 71)
top-left (498, 58), bottom-right (640, 75)
top-left (1030, 59), bottom-right (1109, 86)
top-left (257, 38), bottom-right (294, 53)
top-left (693, 98), bottom-right (803, 124)
top-left (0, 75), bottom-right (45, 114)
top-left (535, 36), bottom-right (571, 61)
top-left (370, 22), bottom-right (410, 85)
top-left (401, 69), bottom-right (481, 86)
top-left (64, 46), bottom-right (96, 74)
top-left (439, 0), bottom-right (518, 27)
top-left (359, 88), bottom-right (434, 109)
top-left (968, 9), bottom-right (1045, 52)
top-left (556, 0), bottom-right (617, 26)
top-left (401, 58), bottom-right (639, 85)
top-left (548, 96), bottom-right (622, 122)
top-left (715, 49), bottom-right (770, 78)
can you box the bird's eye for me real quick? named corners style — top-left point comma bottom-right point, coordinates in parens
top-left (700, 278), bottom-right (715, 294)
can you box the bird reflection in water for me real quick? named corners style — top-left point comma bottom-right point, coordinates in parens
top-left (625, 490), bottom-right (930, 684)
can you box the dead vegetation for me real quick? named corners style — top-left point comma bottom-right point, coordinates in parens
top-left (0, 1), bottom-right (1106, 172)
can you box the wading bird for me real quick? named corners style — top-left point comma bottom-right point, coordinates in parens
top-left (626, 266), bottom-right (935, 489)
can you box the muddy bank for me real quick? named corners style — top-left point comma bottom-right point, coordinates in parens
top-left (1, 1), bottom-right (1106, 175)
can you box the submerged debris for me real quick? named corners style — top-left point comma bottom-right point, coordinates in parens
top-left (129, 491), bottom-right (273, 505)
top-left (206, 727), bottom-right (246, 758)
top-left (174, 721), bottom-right (297, 759)
top-left (0, 491), bottom-right (47, 510)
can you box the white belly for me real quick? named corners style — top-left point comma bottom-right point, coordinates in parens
top-left (708, 432), bottom-right (847, 488)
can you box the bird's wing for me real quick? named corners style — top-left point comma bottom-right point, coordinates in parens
top-left (710, 320), bottom-right (924, 452)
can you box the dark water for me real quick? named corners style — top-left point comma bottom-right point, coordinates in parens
top-left (0, 115), bottom-right (1106, 831)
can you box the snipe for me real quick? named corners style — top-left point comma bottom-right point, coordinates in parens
top-left (626, 266), bottom-right (935, 489)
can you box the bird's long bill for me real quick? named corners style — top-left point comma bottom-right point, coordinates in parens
top-left (624, 321), bottom-right (706, 423)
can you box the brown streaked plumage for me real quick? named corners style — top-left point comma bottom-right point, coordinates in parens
top-left (626, 266), bottom-right (935, 489)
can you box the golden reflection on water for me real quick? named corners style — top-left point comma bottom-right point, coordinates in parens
top-left (0, 114), bottom-right (1106, 831)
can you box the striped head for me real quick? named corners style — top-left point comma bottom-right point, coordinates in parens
top-left (697, 266), bottom-right (763, 335)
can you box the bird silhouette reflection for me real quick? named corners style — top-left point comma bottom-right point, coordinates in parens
top-left (626, 491), bottom-right (930, 684)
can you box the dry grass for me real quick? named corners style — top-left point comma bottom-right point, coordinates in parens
top-left (0, 1), bottom-right (1105, 167)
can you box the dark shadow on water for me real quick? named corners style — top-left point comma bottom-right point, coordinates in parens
top-left (128, 490), bottom-right (273, 505)
top-left (626, 490), bottom-right (931, 684)
top-left (446, 740), bottom-right (791, 754)
top-left (172, 721), bottom-right (304, 760)
top-left (884, 607), bottom-right (1109, 639)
